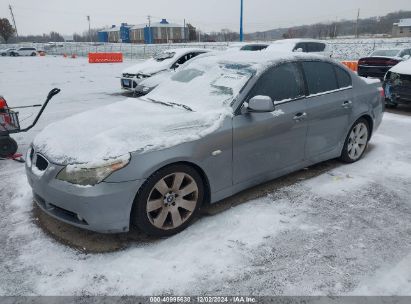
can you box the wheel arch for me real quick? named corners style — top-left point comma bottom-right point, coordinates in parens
top-left (358, 114), bottom-right (374, 140)
top-left (132, 160), bottom-right (211, 208)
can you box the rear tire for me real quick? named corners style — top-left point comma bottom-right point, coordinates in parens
top-left (131, 164), bottom-right (204, 237)
top-left (340, 118), bottom-right (370, 163)
top-left (0, 136), bottom-right (18, 158)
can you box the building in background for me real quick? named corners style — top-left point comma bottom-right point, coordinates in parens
top-left (99, 19), bottom-right (193, 44)
top-left (98, 23), bottom-right (133, 43)
top-left (392, 19), bottom-right (411, 37)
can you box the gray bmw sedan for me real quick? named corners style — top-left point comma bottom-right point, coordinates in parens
top-left (26, 51), bottom-right (384, 237)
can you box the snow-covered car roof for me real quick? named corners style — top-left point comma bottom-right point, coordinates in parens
top-left (266, 39), bottom-right (327, 52)
top-left (122, 48), bottom-right (212, 75)
top-left (389, 59), bottom-right (411, 75)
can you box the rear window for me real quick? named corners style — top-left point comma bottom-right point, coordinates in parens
top-left (240, 44), bottom-right (268, 51)
top-left (306, 43), bottom-right (326, 52)
top-left (370, 49), bottom-right (401, 57)
top-left (335, 66), bottom-right (352, 88)
top-left (302, 61), bottom-right (339, 95)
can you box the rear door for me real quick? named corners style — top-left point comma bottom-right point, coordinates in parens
top-left (302, 61), bottom-right (354, 160)
top-left (233, 62), bottom-right (308, 184)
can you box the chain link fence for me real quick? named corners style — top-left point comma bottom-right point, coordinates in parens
top-left (2, 38), bottom-right (411, 61)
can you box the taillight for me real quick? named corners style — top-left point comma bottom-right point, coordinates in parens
top-left (379, 87), bottom-right (385, 98)
top-left (0, 97), bottom-right (7, 110)
top-left (386, 59), bottom-right (399, 66)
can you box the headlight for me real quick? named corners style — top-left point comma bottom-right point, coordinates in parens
top-left (56, 154), bottom-right (130, 186)
top-left (142, 86), bottom-right (151, 93)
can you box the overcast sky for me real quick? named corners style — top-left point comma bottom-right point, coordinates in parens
top-left (1, 0), bottom-right (411, 35)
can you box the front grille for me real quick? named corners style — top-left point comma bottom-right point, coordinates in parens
top-left (35, 154), bottom-right (48, 171)
top-left (123, 73), bottom-right (136, 78)
top-left (123, 73), bottom-right (150, 79)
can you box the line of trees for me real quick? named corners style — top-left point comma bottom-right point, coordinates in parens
top-left (246, 10), bottom-right (411, 40)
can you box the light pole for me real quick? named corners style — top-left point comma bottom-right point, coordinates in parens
top-left (240, 0), bottom-right (244, 42)
top-left (87, 15), bottom-right (91, 42)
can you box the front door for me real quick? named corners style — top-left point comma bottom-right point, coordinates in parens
top-left (233, 62), bottom-right (308, 185)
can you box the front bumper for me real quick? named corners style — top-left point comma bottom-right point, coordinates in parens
top-left (384, 82), bottom-right (411, 104)
top-left (26, 156), bottom-right (145, 234)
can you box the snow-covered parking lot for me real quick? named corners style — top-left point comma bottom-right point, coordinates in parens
top-left (1, 56), bottom-right (411, 296)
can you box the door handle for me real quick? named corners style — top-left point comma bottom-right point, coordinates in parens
top-left (342, 100), bottom-right (353, 108)
top-left (293, 112), bottom-right (307, 121)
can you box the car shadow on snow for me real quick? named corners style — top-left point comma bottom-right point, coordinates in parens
top-left (386, 103), bottom-right (411, 116)
top-left (32, 158), bottom-right (345, 254)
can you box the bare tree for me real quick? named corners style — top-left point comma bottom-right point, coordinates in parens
top-left (0, 18), bottom-right (15, 43)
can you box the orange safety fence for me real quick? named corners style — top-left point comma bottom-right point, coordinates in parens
top-left (341, 61), bottom-right (358, 72)
top-left (89, 52), bottom-right (123, 63)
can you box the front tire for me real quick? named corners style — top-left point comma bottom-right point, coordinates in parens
top-left (131, 164), bottom-right (204, 237)
top-left (0, 136), bottom-right (18, 158)
top-left (340, 118), bottom-right (370, 163)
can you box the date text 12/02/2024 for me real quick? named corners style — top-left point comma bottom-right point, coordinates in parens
top-left (149, 296), bottom-right (257, 303)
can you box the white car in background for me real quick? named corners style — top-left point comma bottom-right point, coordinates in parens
top-left (121, 48), bottom-right (211, 92)
top-left (0, 48), bottom-right (16, 56)
top-left (10, 47), bottom-right (37, 56)
top-left (226, 43), bottom-right (269, 51)
top-left (266, 39), bottom-right (332, 57)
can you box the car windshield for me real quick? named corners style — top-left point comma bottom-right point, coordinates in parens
top-left (153, 51), bottom-right (176, 62)
top-left (146, 57), bottom-right (256, 111)
top-left (371, 49), bottom-right (401, 57)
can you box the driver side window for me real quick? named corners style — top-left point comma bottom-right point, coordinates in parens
top-left (247, 62), bottom-right (305, 104)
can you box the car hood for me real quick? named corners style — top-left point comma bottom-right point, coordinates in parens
top-left (122, 58), bottom-right (173, 76)
top-left (389, 59), bottom-right (411, 75)
top-left (139, 70), bottom-right (174, 88)
top-left (33, 98), bottom-right (231, 165)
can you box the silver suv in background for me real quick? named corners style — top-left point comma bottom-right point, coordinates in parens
top-left (266, 39), bottom-right (332, 57)
top-left (10, 47), bottom-right (37, 56)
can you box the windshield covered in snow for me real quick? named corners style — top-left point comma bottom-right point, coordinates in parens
top-left (146, 57), bottom-right (256, 111)
top-left (370, 49), bottom-right (401, 57)
top-left (154, 51), bottom-right (176, 61)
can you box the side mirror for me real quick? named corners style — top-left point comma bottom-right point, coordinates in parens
top-left (247, 95), bottom-right (275, 113)
top-left (294, 48), bottom-right (303, 53)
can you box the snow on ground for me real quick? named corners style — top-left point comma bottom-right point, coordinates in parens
top-left (1, 56), bottom-right (411, 296)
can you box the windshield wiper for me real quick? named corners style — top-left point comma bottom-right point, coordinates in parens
top-left (146, 98), bottom-right (193, 112)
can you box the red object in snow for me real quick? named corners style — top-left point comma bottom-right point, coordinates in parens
top-left (0, 96), bottom-right (8, 111)
top-left (0, 96), bottom-right (12, 125)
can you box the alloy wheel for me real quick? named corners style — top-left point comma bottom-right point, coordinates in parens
top-left (347, 122), bottom-right (368, 161)
top-left (146, 172), bottom-right (199, 230)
